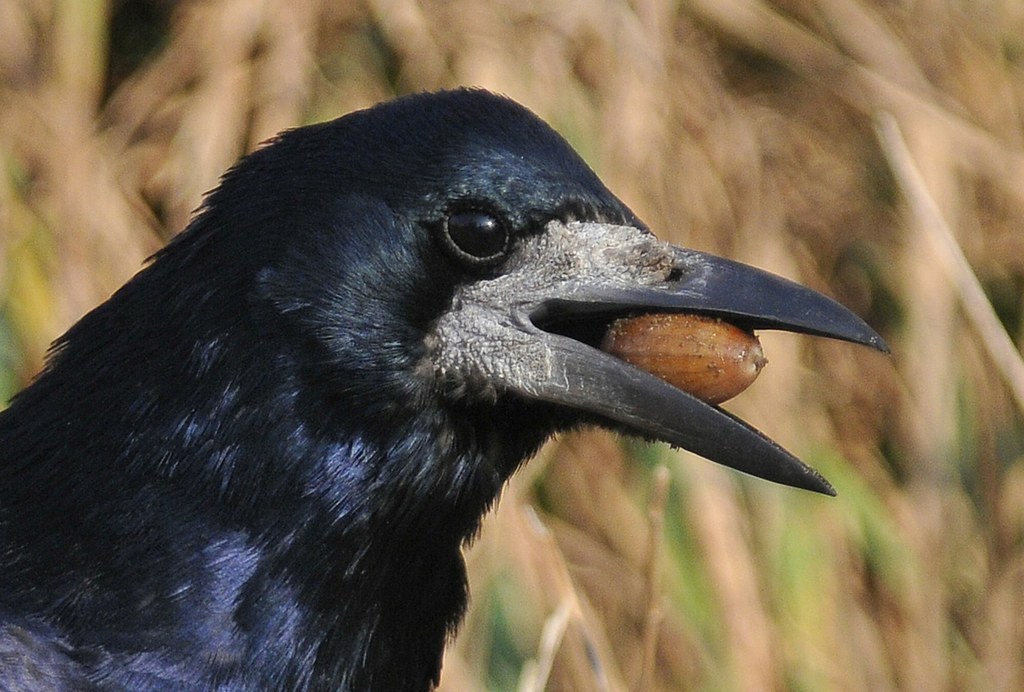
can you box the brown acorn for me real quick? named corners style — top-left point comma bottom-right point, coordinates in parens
top-left (600, 313), bottom-right (767, 405)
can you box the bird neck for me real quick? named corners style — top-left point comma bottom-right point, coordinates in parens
top-left (0, 251), bottom-right (553, 688)
top-left (227, 405), bottom-right (519, 689)
top-left (0, 355), bottom-right (519, 689)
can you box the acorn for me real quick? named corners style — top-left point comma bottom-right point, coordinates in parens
top-left (600, 313), bottom-right (767, 405)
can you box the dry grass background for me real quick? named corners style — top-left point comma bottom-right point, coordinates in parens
top-left (2, 0), bottom-right (1023, 690)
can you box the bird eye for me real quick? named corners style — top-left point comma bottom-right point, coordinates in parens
top-left (442, 210), bottom-right (510, 266)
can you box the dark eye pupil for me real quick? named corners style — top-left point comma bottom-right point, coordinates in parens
top-left (445, 211), bottom-right (508, 261)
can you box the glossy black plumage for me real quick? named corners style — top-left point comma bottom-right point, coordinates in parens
top-left (0, 89), bottom-right (884, 690)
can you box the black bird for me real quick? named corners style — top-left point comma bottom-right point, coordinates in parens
top-left (0, 89), bottom-right (885, 690)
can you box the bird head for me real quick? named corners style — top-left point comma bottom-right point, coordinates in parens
top-left (167, 87), bottom-right (885, 502)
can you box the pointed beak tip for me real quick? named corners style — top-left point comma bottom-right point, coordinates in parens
top-left (817, 479), bottom-right (838, 497)
top-left (766, 462), bottom-right (837, 496)
top-left (843, 323), bottom-right (888, 354)
top-left (871, 333), bottom-right (891, 354)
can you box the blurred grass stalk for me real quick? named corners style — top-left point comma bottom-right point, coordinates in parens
top-left (875, 113), bottom-right (1024, 417)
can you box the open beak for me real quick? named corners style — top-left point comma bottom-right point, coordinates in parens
top-left (435, 220), bottom-right (888, 495)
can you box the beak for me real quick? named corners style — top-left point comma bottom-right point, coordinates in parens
top-left (435, 221), bottom-right (887, 495)
top-left (530, 248), bottom-right (887, 349)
